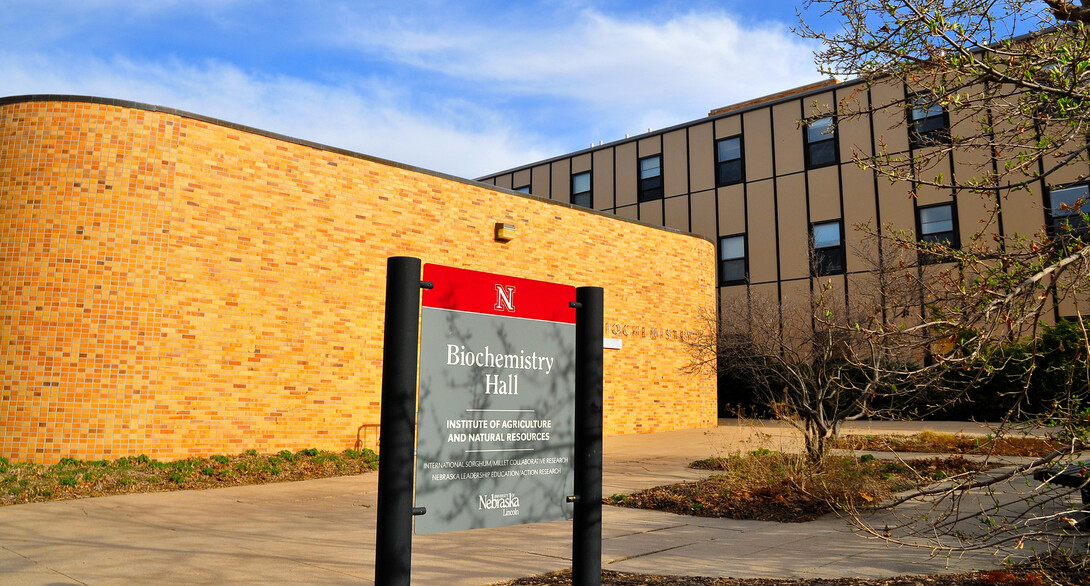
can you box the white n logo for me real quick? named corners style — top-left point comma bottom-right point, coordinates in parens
top-left (494, 284), bottom-right (516, 312)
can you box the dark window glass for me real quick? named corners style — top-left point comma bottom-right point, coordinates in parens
top-left (805, 117), bottom-right (837, 168)
top-left (919, 204), bottom-right (955, 244)
top-left (909, 93), bottom-right (949, 147)
top-left (917, 203), bottom-right (958, 264)
top-left (719, 235), bottom-right (746, 284)
top-left (514, 185), bottom-right (531, 194)
top-left (639, 155), bottom-right (663, 201)
top-left (1048, 184), bottom-right (1089, 235)
top-left (811, 221), bottom-right (845, 276)
top-left (716, 137), bottom-right (743, 186)
top-left (571, 171), bottom-right (591, 207)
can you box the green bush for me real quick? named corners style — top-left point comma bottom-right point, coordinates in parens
top-left (934, 320), bottom-right (1090, 425)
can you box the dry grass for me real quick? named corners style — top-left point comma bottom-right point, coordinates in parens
top-left (832, 431), bottom-right (1060, 457)
top-left (497, 554), bottom-right (1089, 585)
top-left (0, 448), bottom-right (378, 506)
top-left (607, 451), bottom-right (990, 522)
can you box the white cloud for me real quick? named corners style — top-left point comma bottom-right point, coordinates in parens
top-left (340, 8), bottom-right (825, 131)
top-left (0, 52), bottom-right (554, 178)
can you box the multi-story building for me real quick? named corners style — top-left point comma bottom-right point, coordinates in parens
top-left (478, 77), bottom-right (1086, 329)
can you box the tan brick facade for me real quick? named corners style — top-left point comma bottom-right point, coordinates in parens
top-left (0, 98), bottom-right (716, 464)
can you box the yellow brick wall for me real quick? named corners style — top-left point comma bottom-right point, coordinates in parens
top-left (0, 98), bottom-right (716, 464)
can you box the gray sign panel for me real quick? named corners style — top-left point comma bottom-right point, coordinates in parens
top-left (414, 307), bottom-right (576, 534)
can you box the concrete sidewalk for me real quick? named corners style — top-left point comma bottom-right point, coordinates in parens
top-left (0, 420), bottom-right (1080, 585)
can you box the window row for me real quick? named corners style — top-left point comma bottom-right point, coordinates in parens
top-left (530, 96), bottom-right (958, 208)
top-left (716, 203), bottom-right (962, 284)
top-left (552, 118), bottom-right (842, 208)
top-left (714, 178), bottom-right (1088, 285)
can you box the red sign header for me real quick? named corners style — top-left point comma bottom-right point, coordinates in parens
top-left (422, 264), bottom-right (576, 324)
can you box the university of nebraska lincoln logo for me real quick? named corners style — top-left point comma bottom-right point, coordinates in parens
top-left (494, 284), bottom-right (516, 312)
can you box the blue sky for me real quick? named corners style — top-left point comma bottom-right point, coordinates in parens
top-left (0, 1), bottom-right (834, 178)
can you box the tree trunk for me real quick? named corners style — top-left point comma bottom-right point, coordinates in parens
top-left (804, 429), bottom-right (831, 466)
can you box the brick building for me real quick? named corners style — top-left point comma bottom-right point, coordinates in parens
top-left (0, 96), bottom-right (716, 464)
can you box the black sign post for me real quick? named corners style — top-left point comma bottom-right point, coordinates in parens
top-left (374, 258), bottom-right (603, 585)
top-left (573, 287), bottom-right (604, 586)
top-left (374, 256), bottom-right (426, 586)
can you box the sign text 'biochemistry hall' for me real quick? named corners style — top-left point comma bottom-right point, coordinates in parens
top-left (413, 264), bottom-right (576, 534)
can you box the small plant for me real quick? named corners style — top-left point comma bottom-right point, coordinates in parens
top-left (244, 449), bottom-right (258, 457)
top-left (277, 450), bottom-right (294, 462)
top-left (210, 455), bottom-right (229, 465)
top-left (859, 454), bottom-right (876, 463)
top-left (59, 476), bottom-right (78, 487)
top-left (312, 453), bottom-right (341, 465)
top-left (297, 448), bottom-right (319, 457)
top-left (200, 467), bottom-right (215, 476)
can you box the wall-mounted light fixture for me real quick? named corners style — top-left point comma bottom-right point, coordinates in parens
top-left (494, 222), bottom-right (516, 242)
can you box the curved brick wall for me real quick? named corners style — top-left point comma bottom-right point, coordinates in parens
top-left (0, 97), bottom-right (716, 464)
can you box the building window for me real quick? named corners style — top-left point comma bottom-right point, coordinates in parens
top-left (716, 137), bottom-right (743, 186)
top-left (811, 220), bottom-right (845, 276)
top-left (908, 92), bottom-right (949, 147)
top-left (917, 203), bottom-right (958, 263)
top-left (719, 234), bottom-right (747, 285)
top-left (638, 155), bottom-right (663, 201)
top-left (1047, 184), bottom-right (1088, 236)
top-left (805, 116), bottom-right (837, 169)
top-left (571, 171), bottom-right (591, 208)
top-left (514, 184), bottom-right (531, 194)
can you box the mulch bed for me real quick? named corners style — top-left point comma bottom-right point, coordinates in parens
top-left (497, 554), bottom-right (1087, 585)
top-left (612, 456), bottom-right (989, 522)
top-left (833, 433), bottom-right (1060, 458)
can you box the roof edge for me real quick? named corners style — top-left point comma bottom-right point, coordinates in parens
top-left (477, 76), bottom-right (866, 180)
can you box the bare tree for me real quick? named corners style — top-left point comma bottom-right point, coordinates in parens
top-left (689, 239), bottom-right (935, 466)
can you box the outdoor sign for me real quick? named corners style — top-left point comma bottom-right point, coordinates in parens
top-left (413, 264), bottom-right (576, 534)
